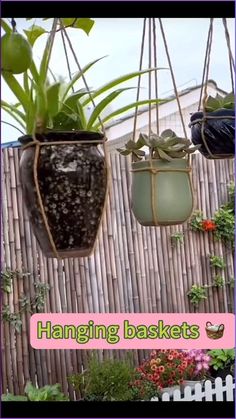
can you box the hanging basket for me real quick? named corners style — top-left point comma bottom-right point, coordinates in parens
top-left (19, 131), bottom-right (108, 258)
top-left (131, 158), bottom-right (193, 226)
top-left (189, 109), bottom-right (235, 159)
top-left (189, 18), bottom-right (235, 160)
top-left (205, 322), bottom-right (224, 339)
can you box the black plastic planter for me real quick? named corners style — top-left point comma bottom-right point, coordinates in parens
top-left (19, 131), bottom-right (108, 258)
top-left (189, 109), bottom-right (235, 159)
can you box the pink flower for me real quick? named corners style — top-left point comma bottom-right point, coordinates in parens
top-left (203, 355), bottom-right (211, 362)
top-left (195, 355), bottom-right (202, 361)
top-left (196, 363), bottom-right (203, 371)
top-left (202, 363), bottom-right (209, 370)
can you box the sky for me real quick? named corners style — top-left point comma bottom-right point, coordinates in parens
top-left (1, 17), bottom-right (235, 143)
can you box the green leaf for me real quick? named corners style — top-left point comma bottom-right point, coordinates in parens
top-left (161, 129), bottom-right (176, 138)
top-left (157, 149), bottom-right (173, 161)
top-left (86, 88), bottom-right (135, 130)
top-left (61, 56), bottom-right (107, 103)
top-left (2, 394), bottom-right (27, 401)
top-left (1, 101), bottom-right (26, 124)
top-left (52, 111), bottom-right (81, 131)
top-left (24, 25), bottom-right (46, 46)
top-left (61, 18), bottom-right (95, 35)
top-left (61, 89), bottom-right (91, 113)
top-left (46, 83), bottom-right (61, 118)
top-left (39, 18), bottom-right (58, 85)
top-left (83, 68), bottom-right (167, 106)
top-left (93, 99), bottom-right (166, 129)
top-left (0, 19), bottom-right (11, 34)
top-left (2, 72), bottom-right (29, 113)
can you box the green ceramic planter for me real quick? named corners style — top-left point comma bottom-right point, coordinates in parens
top-left (131, 159), bottom-right (194, 226)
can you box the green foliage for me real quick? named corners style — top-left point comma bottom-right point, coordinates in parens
top-left (1, 394), bottom-right (27, 401)
top-left (1, 270), bottom-right (50, 333)
top-left (212, 275), bottom-right (225, 288)
top-left (204, 93), bottom-right (235, 112)
top-left (1, 18), bottom-right (166, 136)
top-left (2, 305), bottom-right (22, 333)
top-left (170, 232), bottom-right (184, 246)
top-left (207, 349), bottom-right (235, 371)
top-left (117, 129), bottom-right (200, 162)
top-left (129, 372), bottom-right (158, 401)
top-left (222, 181), bottom-right (235, 214)
top-left (189, 210), bottom-right (204, 232)
top-left (209, 255), bottom-right (226, 269)
top-left (2, 382), bottom-right (68, 401)
top-left (187, 285), bottom-right (207, 307)
top-left (25, 382), bottom-right (68, 401)
top-left (213, 208), bottom-right (235, 247)
top-left (69, 357), bottom-right (135, 401)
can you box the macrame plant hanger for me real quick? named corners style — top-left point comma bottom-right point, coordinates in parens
top-left (131, 18), bottom-right (194, 227)
top-left (133, 18), bottom-right (188, 150)
top-left (196, 18), bottom-right (235, 159)
top-left (23, 18), bottom-right (109, 259)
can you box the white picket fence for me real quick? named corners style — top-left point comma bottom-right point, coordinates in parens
top-left (151, 375), bottom-right (235, 401)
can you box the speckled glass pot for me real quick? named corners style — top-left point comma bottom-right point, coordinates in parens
top-left (19, 131), bottom-right (108, 258)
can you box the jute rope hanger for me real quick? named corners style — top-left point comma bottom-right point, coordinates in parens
top-left (132, 18), bottom-right (189, 162)
top-left (132, 18), bottom-right (193, 227)
top-left (27, 18), bottom-right (109, 259)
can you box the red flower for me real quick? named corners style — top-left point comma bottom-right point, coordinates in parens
top-left (201, 220), bottom-right (217, 231)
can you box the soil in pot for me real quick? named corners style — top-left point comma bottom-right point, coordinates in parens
top-left (19, 131), bottom-right (108, 258)
top-left (190, 109), bottom-right (235, 159)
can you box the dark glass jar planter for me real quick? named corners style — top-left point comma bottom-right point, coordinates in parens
top-left (19, 131), bottom-right (108, 258)
top-left (189, 109), bottom-right (235, 159)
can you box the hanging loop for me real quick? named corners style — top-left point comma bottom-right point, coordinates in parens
top-left (132, 19), bottom-right (189, 164)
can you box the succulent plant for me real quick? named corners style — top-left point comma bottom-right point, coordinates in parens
top-left (204, 92), bottom-right (234, 112)
top-left (117, 129), bottom-right (200, 162)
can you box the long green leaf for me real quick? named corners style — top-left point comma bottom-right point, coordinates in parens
top-left (39, 18), bottom-right (58, 84)
top-left (1, 107), bottom-right (26, 129)
top-left (2, 72), bottom-right (29, 113)
top-left (0, 19), bottom-right (11, 34)
top-left (82, 68), bottom-right (167, 106)
top-left (86, 88), bottom-right (135, 130)
top-left (61, 89), bottom-right (91, 113)
top-left (61, 56), bottom-right (107, 103)
top-left (46, 83), bottom-right (61, 117)
top-left (1, 120), bottom-right (25, 135)
top-left (1, 101), bottom-right (26, 122)
top-left (93, 99), bottom-right (167, 130)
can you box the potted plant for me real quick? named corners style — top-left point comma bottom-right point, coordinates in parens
top-left (118, 129), bottom-right (200, 226)
top-left (1, 18), bottom-right (163, 258)
top-left (189, 93), bottom-right (235, 159)
top-left (207, 349), bottom-right (235, 380)
top-left (133, 350), bottom-right (192, 397)
top-left (68, 357), bottom-right (136, 401)
top-left (181, 350), bottom-right (210, 391)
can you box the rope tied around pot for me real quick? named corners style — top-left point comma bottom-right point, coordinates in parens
top-left (22, 135), bottom-right (108, 259)
top-left (132, 19), bottom-right (193, 226)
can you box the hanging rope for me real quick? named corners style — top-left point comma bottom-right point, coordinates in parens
top-left (61, 30), bottom-right (74, 93)
top-left (59, 19), bottom-right (105, 134)
top-left (132, 18), bottom-right (147, 142)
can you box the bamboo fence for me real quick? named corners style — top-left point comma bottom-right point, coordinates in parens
top-left (1, 147), bottom-right (234, 399)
